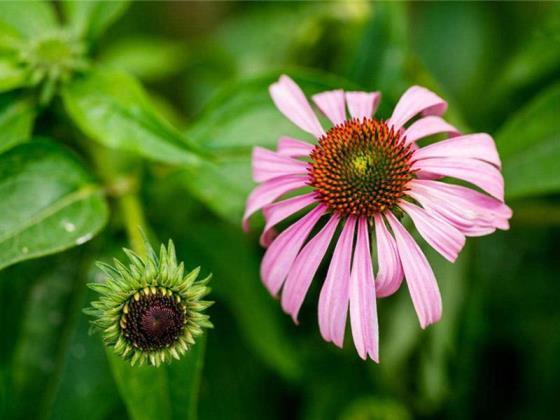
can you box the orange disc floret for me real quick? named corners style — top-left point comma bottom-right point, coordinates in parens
top-left (309, 118), bottom-right (414, 217)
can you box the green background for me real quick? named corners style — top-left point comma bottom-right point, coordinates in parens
top-left (0, 1), bottom-right (559, 419)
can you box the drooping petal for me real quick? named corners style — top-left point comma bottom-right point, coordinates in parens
top-left (281, 215), bottom-right (340, 322)
top-left (386, 212), bottom-right (442, 329)
top-left (261, 206), bottom-right (326, 296)
top-left (318, 216), bottom-right (356, 347)
top-left (345, 91), bottom-right (381, 120)
top-left (412, 157), bottom-right (504, 200)
top-left (388, 86), bottom-right (447, 130)
top-left (269, 75), bottom-right (325, 138)
top-left (373, 214), bottom-right (404, 297)
top-left (399, 201), bottom-right (466, 262)
top-left (252, 147), bottom-right (309, 182)
top-left (277, 137), bottom-right (314, 158)
top-left (261, 192), bottom-right (317, 246)
top-left (404, 116), bottom-right (459, 144)
top-left (313, 90), bottom-right (346, 126)
top-left (407, 179), bottom-right (511, 234)
top-left (349, 217), bottom-right (379, 361)
top-left (413, 133), bottom-right (501, 168)
top-left (407, 185), bottom-right (497, 236)
top-left (242, 174), bottom-right (308, 231)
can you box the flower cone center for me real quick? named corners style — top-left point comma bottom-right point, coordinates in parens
top-left (122, 290), bottom-right (186, 351)
top-left (309, 118), bottom-right (414, 217)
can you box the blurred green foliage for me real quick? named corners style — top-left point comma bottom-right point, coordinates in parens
top-left (0, 1), bottom-right (559, 419)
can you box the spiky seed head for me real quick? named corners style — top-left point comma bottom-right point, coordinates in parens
top-left (85, 239), bottom-right (213, 367)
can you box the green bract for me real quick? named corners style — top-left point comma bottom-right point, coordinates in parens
top-left (86, 240), bottom-right (212, 367)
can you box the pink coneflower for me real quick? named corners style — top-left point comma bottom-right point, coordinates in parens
top-left (243, 75), bottom-right (512, 362)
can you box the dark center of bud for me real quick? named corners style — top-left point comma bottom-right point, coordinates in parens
top-left (121, 288), bottom-right (186, 352)
top-left (309, 118), bottom-right (414, 217)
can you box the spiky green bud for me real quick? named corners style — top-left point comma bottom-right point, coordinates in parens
top-left (85, 240), bottom-right (212, 367)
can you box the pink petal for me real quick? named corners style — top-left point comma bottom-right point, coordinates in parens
top-left (261, 205), bottom-right (326, 296)
top-left (404, 116), bottom-right (459, 144)
top-left (407, 186), bottom-right (496, 236)
top-left (277, 137), bottom-right (314, 158)
top-left (270, 75), bottom-right (325, 138)
top-left (388, 86), bottom-right (447, 130)
top-left (260, 192), bottom-right (317, 247)
top-left (386, 212), bottom-right (442, 329)
top-left (373, 214), bottom-right (404, 298)
top-left (312, 90), bottom-right (346, 125)
top-left (407, 180), bottom-right (511, 234)
top-left (252, 147), bottom-right (309, 182)
top-left (243, 175), bottom-right (307, 231)
top-left (349, 217), bottom-right (379, 361)
top-left (281, 215), bottom-right (340, 322)
top-left (412, 157), bottom-right (504, 200)
top-left (413, 133), bottom-right (501, 168)
top-left (345, 91), bottom-right (381, 120)
top-left (399, 201), bottom-right (466, 262)
top-left (318, 216), bottom-right (356, 347)
top-left (427, 181), bottom-right (512, 220)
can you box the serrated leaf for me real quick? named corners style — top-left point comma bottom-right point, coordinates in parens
top-left (63, 68), bottom-right (202, 166)
top-left (496, 83), bottom-right (560, 199)
top-left (0, 139), bottom-right (108, 270)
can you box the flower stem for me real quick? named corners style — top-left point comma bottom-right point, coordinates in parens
top-left (118, 192), bottom-right (149, 258)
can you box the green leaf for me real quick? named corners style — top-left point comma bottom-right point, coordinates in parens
top-left (183, 70), bottom-right (355, 224)
top-left (107, 337), bottom-right (206, 420)
top-left (0, 93), bottom-right (35, 153)
top-left (62, 0), bottom-right (130, 42)
top-left (0, 58), bottom-right (28, 93)
top-left (0, 0), bottom-right (59, 39)
top-left (0, 139), bottom-right (108, 270)
top-left (490, 5), bottom-right (560, 111)
top-left (99, 36), bottom-right (185, 82)
top-left (496, 83), bottom-right (560, 199)
top-left (63, 68), bottom-right (201, 166)
top-left (49, 289), bottom-right (124, 420)
top-left (1, 251), bottom-right (87, 420)
top-left (347, 1), bottom-right (409, 104)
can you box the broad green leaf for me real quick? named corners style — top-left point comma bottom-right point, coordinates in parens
top-left (183, 70), bottom-right (355, 224)
top-left (63, 68), bottom-right (201, 166)
top-left (49, 287), bottom-right (124, 420)
top-left (62, 0), bottom-right (130, 42)
top-left (0, 58), bottom-right (28, 93)
top-left (1, 251), bottom-right (86, 420)
top-left (107, 337), bottom-right (206, 420)
top-left (0, 139), bottom-right (108, 270)
top-left (0, 0), bottom-right (59, 39)
top-left (0, 93), bottom-right (35, 153)
top-left (496, 83), bottom-right (560, 199)
top-left (99, 36), bottom-right (185, 82)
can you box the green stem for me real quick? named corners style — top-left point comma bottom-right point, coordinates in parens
top-left (117, 192), bottom-right (148, 258)
top-left (82, 141), bottom-right (150, 257)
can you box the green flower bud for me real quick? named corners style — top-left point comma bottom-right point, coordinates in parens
top-left (85, 240), bottom-right (212, 367)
